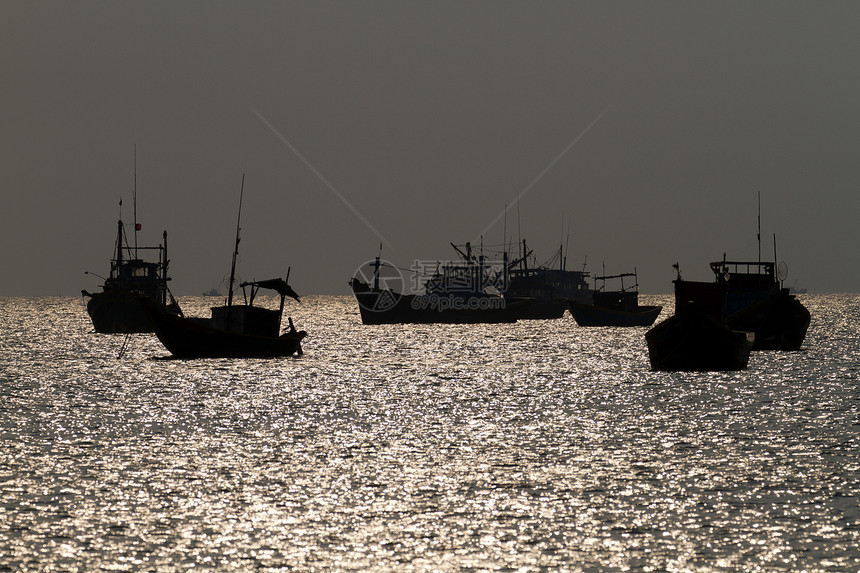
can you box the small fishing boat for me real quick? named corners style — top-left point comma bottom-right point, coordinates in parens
top-left (143, 176), bottom-right (306, 358)
top-left (82, 160), bottom-right (181, 333)
top-left (142, 278), bottom-right (305, 358)
top-left (645, 263), bottom-right (754, 371)
top-left (645, 310), bottom-right (754, 371)
top-left (569, 269), bottom-right (661, 327)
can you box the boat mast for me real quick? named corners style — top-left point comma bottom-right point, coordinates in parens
top-left (133, 145), bottom-right (139, 258)
top-left (757, 191), bottom-right (761, 265)
top-left (162, 230), bottom-right (169, 305)
top-left (559, 213), bottom-right (564, 271)
top-left (773, 233), bottom-right (779, 287)
top-left (522, 240), bottom-right (529, 273)
top-left (227, 174), bottom-right (245, 311)
top-left (115, 217), bottom-right (123, 281)
top-left (278, 267), bottom-right (291, 323)
top-left (372, 243), bottom-right (382, 290)
top-left (503, 204), bottom-right (508, 290)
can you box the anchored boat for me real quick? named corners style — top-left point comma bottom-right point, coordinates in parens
top-left (143, 176), bottom-right (305, 358)
top-left (674, 257), bottom-right (809, 351)
top-left (646, 263), bottom-right (755, 371)
top-left (82, 198), bottom-right (181, 333)
top-left (350, 244), bottom-right (529, 324)
top-left (505, 240), bottom-right (592, 319)
top-left (570, 269), bottom-right (661, 327)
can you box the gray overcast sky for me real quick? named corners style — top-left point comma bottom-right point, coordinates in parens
top-left (2, 1), bottom-right (858, 296)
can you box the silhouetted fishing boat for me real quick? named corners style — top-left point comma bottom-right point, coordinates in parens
top-left (674, 194), bottom-right (811, 350)
top-left (645, 264), bottom-right (754, 371)
top-left (505, 240), bottom-right (592, 319)
top-left (350, 245), bottom-right (530, 324)
top-left (82, 168), bottom-right (181, 333)
top-left (645, 310), bottom-right (754, 372)
top-left (143, 176), bottom-right (305, 358)
top-left (675, 257), bottom-right (809, 351)
top-left (142, 279), bottom-right (305, 358)
top-left (570, 270), bottom-right (661, 327)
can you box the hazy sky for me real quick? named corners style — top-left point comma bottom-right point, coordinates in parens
top-left (3, 1), bottom-right (858, 296)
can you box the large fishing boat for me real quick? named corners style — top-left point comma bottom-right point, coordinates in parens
top-left (350, 244), bottom-right (529, 324)
top-left (674, 257), bottom-right (809, 350)
top-left (143, 177), bottom-right (306, 358)
top-left (570, 269), bottom-right (662, 327)
top-left (504, 240), bottom-right (592, 319)
top-left (82, 218), bottom-right (181, 334)
top-left (674, 194), bottom-right (811, 351)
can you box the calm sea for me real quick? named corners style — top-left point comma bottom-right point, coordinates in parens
top-left (1, 294), bottom-right (858, 572)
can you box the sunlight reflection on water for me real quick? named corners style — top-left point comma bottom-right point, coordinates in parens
top-left (0, 294), bottom-right (858, 571)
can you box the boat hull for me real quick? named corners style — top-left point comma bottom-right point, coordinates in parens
top-left (570, 301), bottom-right (662, 327)
top-left (142, 302), bottom-right (306, 358)
top-left (350, 279), bottom-right (526, 324)
top-left (508, 299), bottom-right (569, 320)
top-left (645, 312), bottom-right (754, 371)
top-left (724, 292), bottom-right (810, 351)
top-left (85, 289), bottom-right (180, 334)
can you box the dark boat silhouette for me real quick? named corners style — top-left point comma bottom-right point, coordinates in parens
top-left (645, 264), bottom-right (755, 371)
top-left (350, 244), bottom-right (530, 324)
top-left (82, 198), bottom-right (181, 333)
top-left (505, 240), bottom-right (592, 319)
top-left (646, 309), bottom-right (754, 371)
top-left (674, 257), bottom-right (809, 351)
top-left (570, 270), bottom-right (662, 327)
top-left (673, 195), bottom-right (811, 351)
top-left (142, 279), bottom-right (305, 358)
top-left (143, 176), bottom-right (305, 358)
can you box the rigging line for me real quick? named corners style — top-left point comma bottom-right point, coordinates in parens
top-left (252, 107), bottom-right (393, 250)
top-left (474, 107), bottom-right (608, 243)
top-left (117, 334), bottom-right (132, 360)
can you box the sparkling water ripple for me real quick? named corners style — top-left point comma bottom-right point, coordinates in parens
top-left (1, 294), bottom-right (858, 571)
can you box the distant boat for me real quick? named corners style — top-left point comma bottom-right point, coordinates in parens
top-left (505, 240), bottom-right (592, 319)
top-left (675, 256), bottom-right (810, 351)
top-left (202, 287), bottom-right (220, 296)
top-left (570, 270), bottom-right (662, 327)
top-left (142, 176), bottom-right (306, 358)
top-left (349, 245), bottom-right (530, 324)
top-left (82, 199), bottom-right (182, 333)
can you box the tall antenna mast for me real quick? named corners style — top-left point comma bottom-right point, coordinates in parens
top-left (227, 174), bottom-right (245, 310)
top-left (503, 203), bottom-right (507, 258)
top-left (517, 201), bottom-right (522, 262)
top-left (564, 215), bottom-right (572, 271)
top-left (133, 144), bottom-right (139, 257)
top-left (757, 191), bottom-right (761, 264)
top-left (559, 213), bottom-right (564, 270)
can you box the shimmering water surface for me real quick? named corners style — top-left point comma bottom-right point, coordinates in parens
top-left (1, 294), bottom-right (858, 571)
